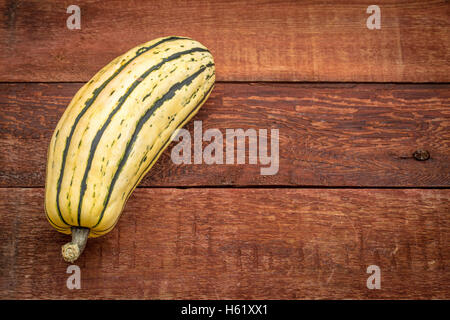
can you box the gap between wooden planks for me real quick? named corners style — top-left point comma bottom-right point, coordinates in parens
top-left (0, 187), bottom-right (448, 299)
top-left (0, 0), bottom-right (449, 82)
top-left (1, 82), bottom-right (449, 188)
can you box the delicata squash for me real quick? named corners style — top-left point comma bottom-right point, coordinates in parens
top-left (45, 36), bottom-right (215, 262)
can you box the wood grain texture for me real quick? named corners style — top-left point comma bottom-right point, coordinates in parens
top-left (1, 82), bottom-right (449, 188)
top-left (0, 0), bottom-right (449, 82)
top-left (0, 188), bottom-right (448, 299)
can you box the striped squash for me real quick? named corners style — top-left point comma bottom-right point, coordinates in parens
top-left (45, 36), bottom-right (215, 262)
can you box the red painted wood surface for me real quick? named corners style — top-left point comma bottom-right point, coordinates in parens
top-left (1, 188), bottom-right (449, 299)
top-left (0, 0), bottom-right (449, 82)
top-left (0, 0), bottom-right (448, 300)
top-left (1, 83), bottom-right (449, 188)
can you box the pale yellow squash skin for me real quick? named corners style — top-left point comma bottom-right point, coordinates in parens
top-left (45, 37), bottom-right (215, 247)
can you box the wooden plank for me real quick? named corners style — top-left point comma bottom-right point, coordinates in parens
top-left (1, 82), bottom-right (449, 188)
top-left (0, 0), bottom-right (449, 82)
top-left (0, 188), bottom-right (448, 299)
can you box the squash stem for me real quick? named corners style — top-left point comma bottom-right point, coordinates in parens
top-left (61, 227), bottom-right (89, 263)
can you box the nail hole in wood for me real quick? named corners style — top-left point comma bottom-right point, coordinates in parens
top-left (413, 150), bottom-right (430, 161)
